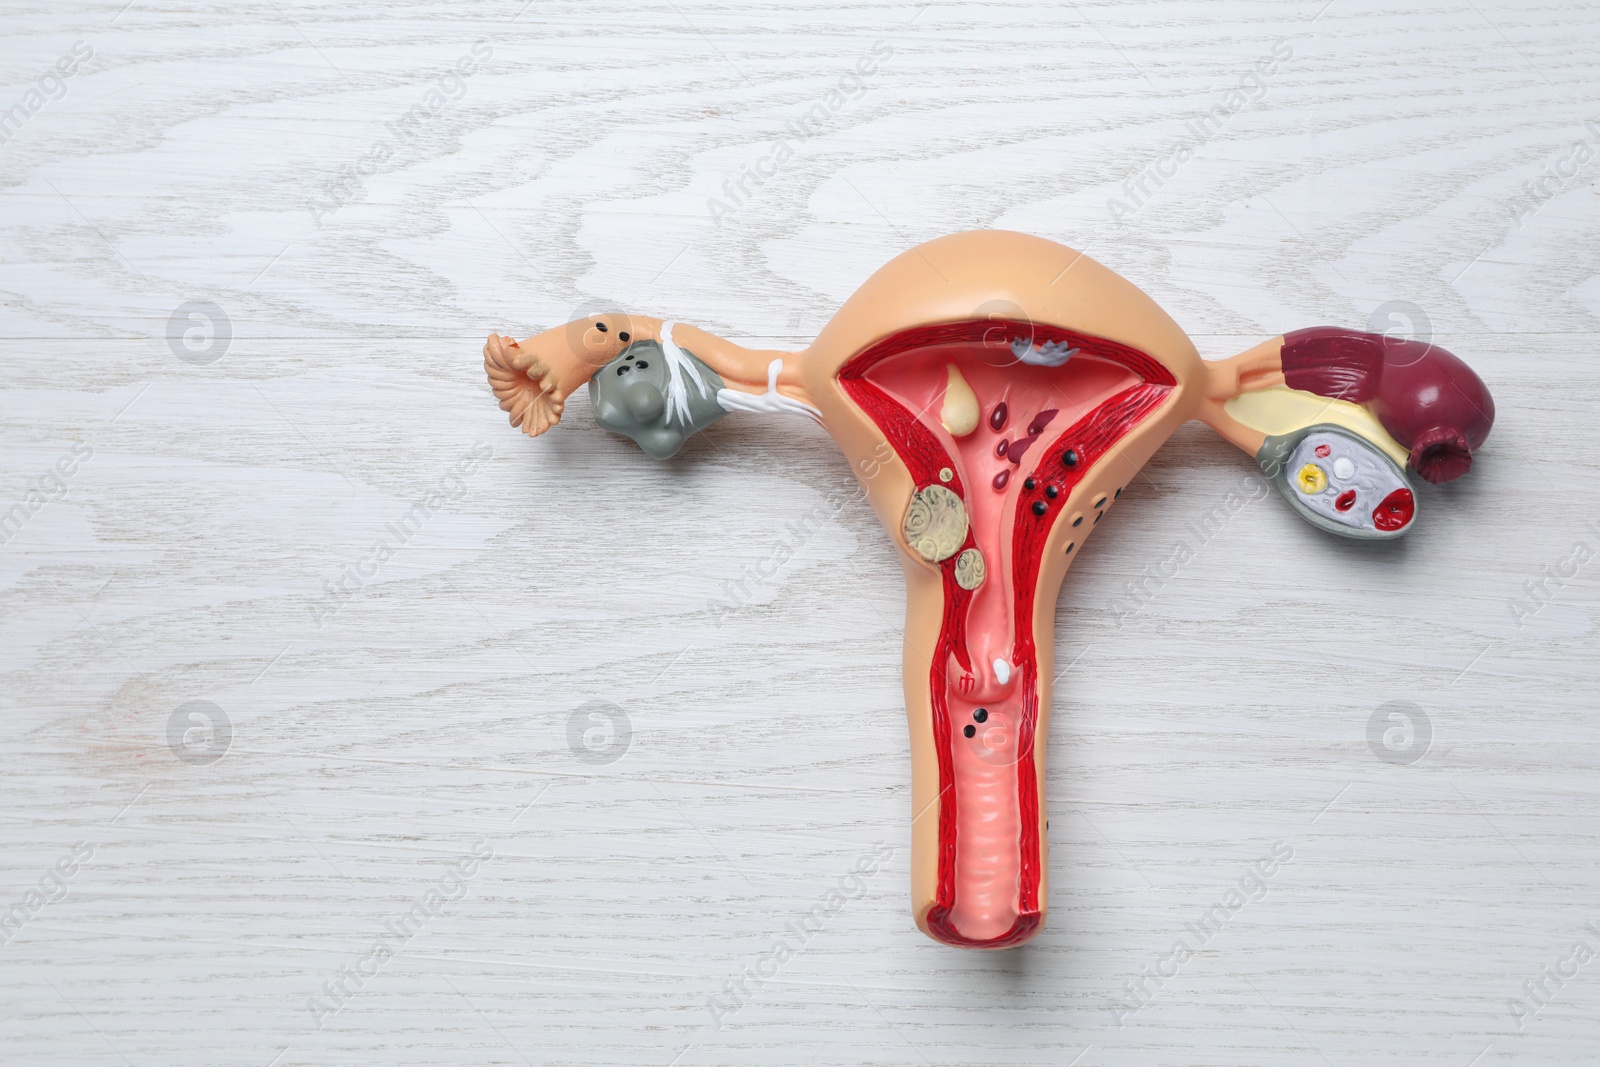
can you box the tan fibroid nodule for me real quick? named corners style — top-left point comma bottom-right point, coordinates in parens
top-left (484, 230), bottom-right (1493, 948)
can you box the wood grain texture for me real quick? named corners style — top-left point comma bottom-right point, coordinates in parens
top-left (2, 1), bottom-right (1598, 1063)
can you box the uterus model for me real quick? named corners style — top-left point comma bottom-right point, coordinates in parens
top-left (484, 231), bottom-right (1494, 949)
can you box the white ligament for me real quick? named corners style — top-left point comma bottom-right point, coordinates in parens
top-left (659, 320), bottom-right (719, 427)
top-left (716, 357), bottom-right (823, 424)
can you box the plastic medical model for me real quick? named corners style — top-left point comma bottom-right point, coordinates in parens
top-left (484, 231), bottom-right (1494, 949)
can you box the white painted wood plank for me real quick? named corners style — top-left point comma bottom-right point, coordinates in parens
top-left (2, 2), bottom-right (1598, 1064)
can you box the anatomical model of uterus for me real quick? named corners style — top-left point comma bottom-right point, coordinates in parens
top-left (484, 231), bottom-right (1494, 949)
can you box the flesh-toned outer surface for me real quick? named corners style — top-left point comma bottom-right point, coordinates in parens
top-left (796, 231), bottom-right (1206, 947)
top-left (1279, 328), bottom-right (1495, 484)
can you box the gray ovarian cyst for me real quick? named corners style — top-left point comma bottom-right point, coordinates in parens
top-left (588, 340), bottom-right (727, 459)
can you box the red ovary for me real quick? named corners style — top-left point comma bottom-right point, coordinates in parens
top-left (839, 320), bottom-right (1172, 948)
top-left (1279, 328), bottom-right (1494, 484)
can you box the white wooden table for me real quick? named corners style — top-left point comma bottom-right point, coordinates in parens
top-left (2, 2), bottom-right (1597, 1064)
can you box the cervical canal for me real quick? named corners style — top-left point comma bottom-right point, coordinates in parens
top-left (839, 320), bottom-right (1172, 947)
